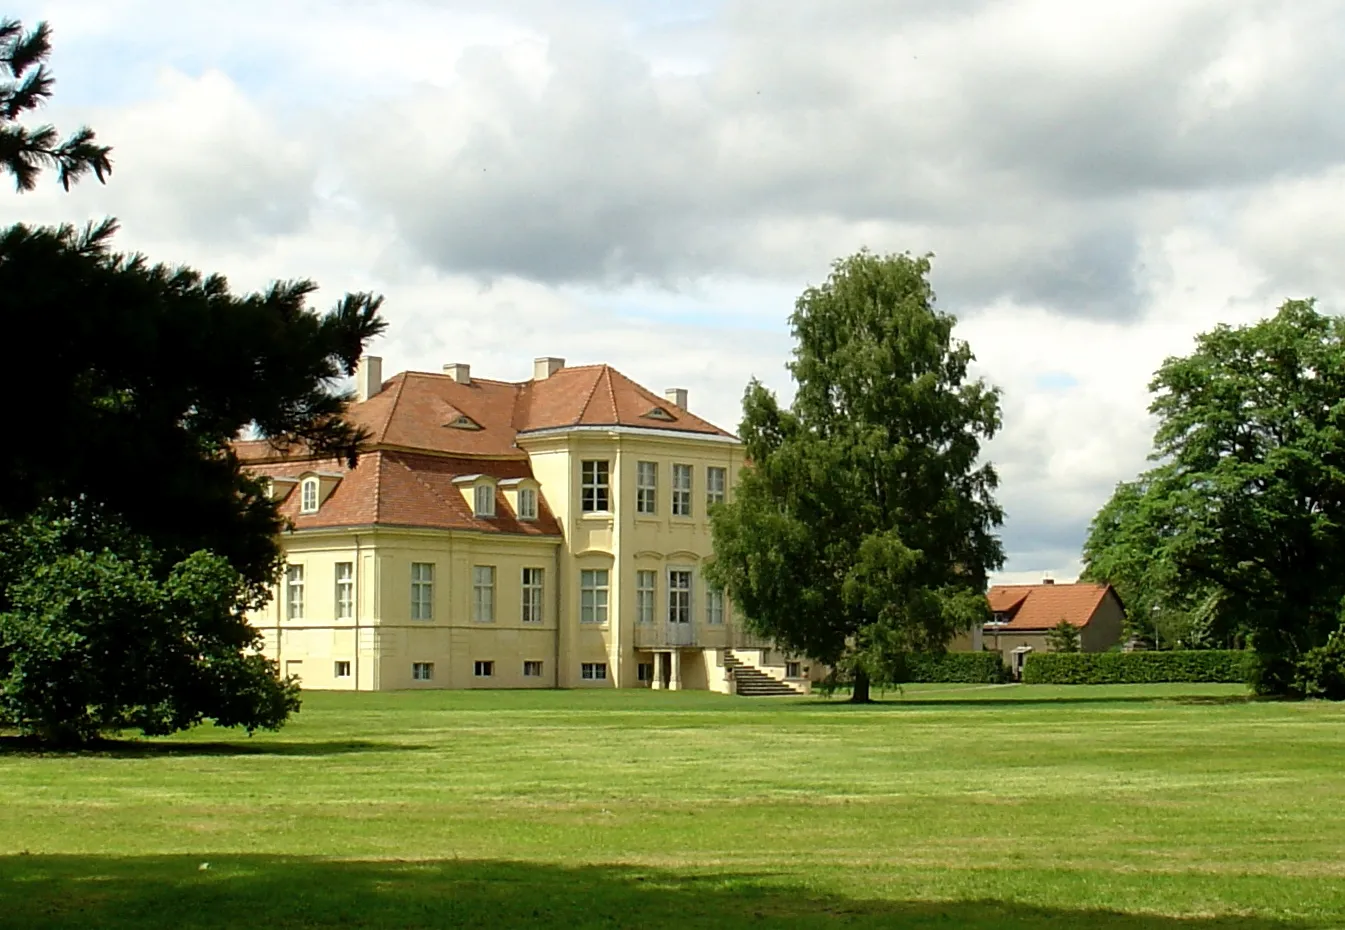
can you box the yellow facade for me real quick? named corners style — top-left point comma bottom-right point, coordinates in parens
top-left (249, 421), bottom-right (811, 694)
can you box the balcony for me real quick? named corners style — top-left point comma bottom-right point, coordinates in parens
top-left (632, 621), bottom-right (695, 648)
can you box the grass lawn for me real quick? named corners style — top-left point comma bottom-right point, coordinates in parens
top-left (2, 682), bottom-right (1344, 928)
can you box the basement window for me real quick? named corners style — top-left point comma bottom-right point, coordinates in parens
top-left (786, 661), bottom-right (801, 679)
top-left (412, 662), bottom-right (434, 681)
top-left (581, 662), bottom-right (608, 681)
top-left (474, 660), bottom-right (494, 678)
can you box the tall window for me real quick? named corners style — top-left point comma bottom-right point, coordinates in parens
top-left (580, 569), bottom-right (609, 624)
top-left (636, 461), bottom-right (657, 514)
top-left (286, 565), bottom-right (304, 619)
top-left (473, 565), bottom-right (496, 622)
top-left (335, 561), bottom-right (354, 620)
top-left (474, 484), bottom-right (495, 517)
top-left (410, 562), bottom-right (434, 620)
top-left (705, 584), bottom-right (725, 625)
top-left (300, 477), bottom-right (319, 513)
top-left (518, 487), bottom-right (538, 520)
top-left (581, 460), bottom-right (610, 512)
top-left (636, 570), bottom-right (656, 624)
top-left (668, 570), bottom-right (692, 624)
top-left (672, 464), bottom-right (692, 516)
top-left (707, 466), bottom-right (726, 507)
top-left (521, 568), bottom-right (544, 623)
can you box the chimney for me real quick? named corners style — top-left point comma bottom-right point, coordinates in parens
top-left (533, 357), bottom-right (565, 380)
top-left (665, 388), bottom-right (688, 410)
top-left (443, 362), bottom-right (471, 385)
top-left (355, 355), bottom-right (383, 402)
top-left (1042, 574), bottom-right (1055, 585)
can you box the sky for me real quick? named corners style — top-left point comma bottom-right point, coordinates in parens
top-left (6, 0), bottom-right (1345, 584)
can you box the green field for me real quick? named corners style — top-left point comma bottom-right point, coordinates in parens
top-left (2, 683), bottom-right (1343, 929)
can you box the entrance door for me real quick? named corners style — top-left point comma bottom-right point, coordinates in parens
top-left (667, 570), bottom-right (693, 645)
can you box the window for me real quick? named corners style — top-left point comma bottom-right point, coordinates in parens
top-left (668, 570), bottom-right (692, 624)
top-left (521, 568), bottom-right (544, 623)
top-left (334, 660), bottom-right (351, 678)
top-left (636, 461), bottom-right (658, 514)
top-left (412, 662), bottom-right (434, 681)
top-left (410, 562), bottom-right (434, 620)
top-left (707, 466), bottom-right (726, 507)
top-left (581, 662), bottom-right (608, 680)
top-left (786, 661), bottom-right (802, 678)
top-left (705, 585), bottom-right (724, 625)
top-left (335, 562), bottom-right (354, 620)
top-left (580, 569), bottom-right (609, 624)
top-left (300, 477), bottom-right (319, 513)
top-left (474, 660), bottom-right (494, 678)
top-left (518, 487), bottom-right (538, 520)
top-left (672, 464), bottom-right (692, 516)
top-left (523, 660), bottom-right (544, 678)
top-left (286, 565), bottom-right (304, 619)
top-left (636, 570), bottom-right (656, 624)
top-left (637, 662), bottom-right (653, 682)
top-left (474, 484), bottom-right (495, 518)
top-left (581, 460), bottom-right (610, 512)
top-left (473, 565), bottom-right (496, 622)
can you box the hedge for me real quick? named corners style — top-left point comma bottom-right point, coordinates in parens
top-left (901, 651), bottom-right (1008, 684)
top-left (1022, 650), bottom-right (1254, 685)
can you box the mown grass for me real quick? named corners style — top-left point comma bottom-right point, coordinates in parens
top-left (2, 683), bottom-right (1343, 928)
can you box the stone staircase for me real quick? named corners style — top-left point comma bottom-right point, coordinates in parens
top-left (724, 652), bottom-right (805, 697)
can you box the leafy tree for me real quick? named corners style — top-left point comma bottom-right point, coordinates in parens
top-left (0, 19), bottom-right (384, 741)
top-left (1081, 300), bottom-right (1345, 695)
top-left (1, 18), bottom-right (111, 190)
top-left (705, 251), bottom-right (1004, 702)
top-left (1044, 619), bottom-right (1081, 653)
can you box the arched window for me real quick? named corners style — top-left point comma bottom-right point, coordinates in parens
top-left (300, 477), bottom-right (320, 513)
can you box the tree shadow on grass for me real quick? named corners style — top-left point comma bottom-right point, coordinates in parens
top-left (0, 855), bottom-right (1313, 930)
top-left (0, 736), bottom-right (425, 757)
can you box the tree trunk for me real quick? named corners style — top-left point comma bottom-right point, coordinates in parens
top-left (850, 668), bottom-right (872, 703)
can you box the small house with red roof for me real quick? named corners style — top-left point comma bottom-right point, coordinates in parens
top-left (982, 580), bottom-right (1126, 677)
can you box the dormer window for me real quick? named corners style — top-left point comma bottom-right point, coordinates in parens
top-left (642, 406), bottom-right (675, 422)
top-left (448, 414), bottom-right (481, 430)
top-left (300, 477), bottom-right (319, 513)
top-left (474, 484), bottom-right (496, 518)
top-left (518, 487), bottom-right (538, 521)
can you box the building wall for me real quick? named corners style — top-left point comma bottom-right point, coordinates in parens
top-left (1080, 591), bottom-right (1125, 653)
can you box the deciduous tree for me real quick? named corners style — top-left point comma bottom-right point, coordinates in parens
top-left (705, 251), bottom-right (1004, 702)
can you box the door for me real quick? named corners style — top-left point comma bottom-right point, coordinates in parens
top-left (667, 570), bottom-right (693, 645)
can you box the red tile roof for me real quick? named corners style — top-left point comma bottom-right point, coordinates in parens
top-left (985, 582), bottom-right (1116, 631)
top-left (237, 361), bottom-right (735, 534)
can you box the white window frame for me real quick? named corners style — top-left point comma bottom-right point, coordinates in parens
top-left (517, 487), bottom-right (538, 521)
top-left (286, 564), bottom-right (304, 620)
top-left (473, 660), bottom-right (494, 678)
top-left (473, 565), bottom-right (496, 622)
top-left (581, 662), bottom-right (608, 681)
top-left (707, 466), bottom-right (726, 507)
top-left (410, 562), bottom-right (434, 620)
top-left (668, 569), bottom-right (692, 624)
top-left (521, 568), bottom-right (544, 623)
top-left (474, 484), bottom-right (496, 518)
top-left (636, 461), bottom-right (658, 515)
top-left (334, 561), bottom-right (354, 620)
top-left (705, 584), bottom-right (724, 625)
top-left (581, 460), bottom-right (610, 513)
top-left (334, 660), bottom-right (351, 678)
top-left (580, 569), bottom-right (609, 624)
top-left (523, 660), bottom-right (543, 678)
top-left (300, 477), bottom-right (319, 513)
top-left (412, 662), bottom-right (434, 681)
top-left (636, 570), bottom-right (656, 624)
top-left (672, 464), bottom-right (692, 517)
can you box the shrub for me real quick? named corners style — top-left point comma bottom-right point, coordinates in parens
top-left (1292, 630), bottom-right (1345, 700)
top-left (1022, 650), bottom-right (1253, 685)
top-left (897, 651), bottom-right (1008, 684)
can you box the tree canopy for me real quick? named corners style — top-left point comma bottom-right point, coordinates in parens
top-left (1081, 299), bottom-right (1345, 694)
top-left (704, 251), bottom-right (1004, 701)
top-left (1, 18), bottom-right (111, 190)
top-left (0, 17), bottom-right (385, 741)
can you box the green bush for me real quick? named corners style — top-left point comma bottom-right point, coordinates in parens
top-left (899, 651), bottom-right (1008, 684)
top-left (1022, 650), bottom-right (1253, 685)
top-left (1292, 630), bottom-right (1345, 700)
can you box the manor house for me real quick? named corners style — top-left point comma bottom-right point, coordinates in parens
top-left (239, 356), bottom-right (808, 695)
